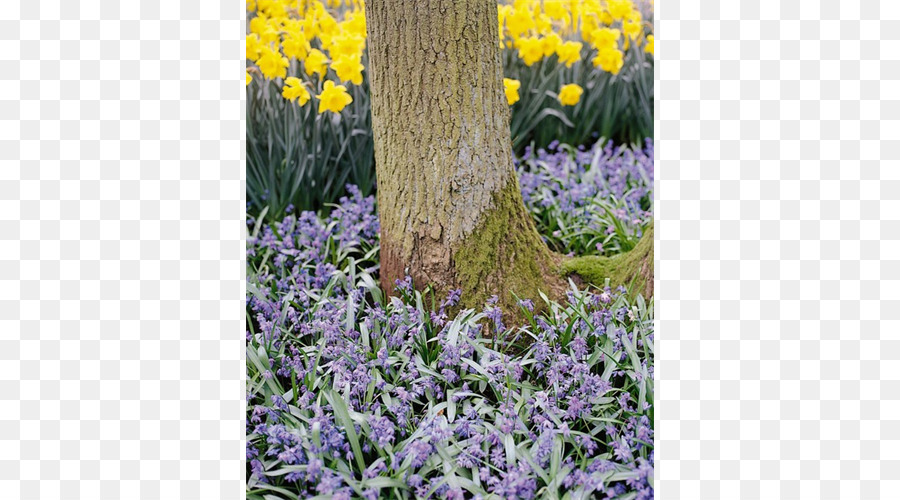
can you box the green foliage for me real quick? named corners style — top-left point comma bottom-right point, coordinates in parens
top-left (518, 140), bottom-right (653, 258)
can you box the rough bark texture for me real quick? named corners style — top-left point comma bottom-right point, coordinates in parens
top-left (561, 223), bottom-right (654, 299)
top-left (365, 0), bottom-right (561, 308)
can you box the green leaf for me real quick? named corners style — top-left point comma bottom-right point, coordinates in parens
top-left (325, 390), bottom-right (366, 475)
top-left (505, 433), bottom-right (516, 467)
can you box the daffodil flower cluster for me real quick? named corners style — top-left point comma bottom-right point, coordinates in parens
top-left (246, 0), bottom-right (366, 114)
top-left (500, 0), bottom-right (651, 73)
top-left (246, 0), bottom-right (653, 111)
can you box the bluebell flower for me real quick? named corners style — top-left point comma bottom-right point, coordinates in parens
top-left (246, 145), bottom-right (655, 499)
top-left (369, 415), bottom-right (395, 448)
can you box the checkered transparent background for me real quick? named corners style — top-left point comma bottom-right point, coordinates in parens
top-left (656, 1), bottom-right (900, 499)
top-left (0, 1), bottom-right (244, 499)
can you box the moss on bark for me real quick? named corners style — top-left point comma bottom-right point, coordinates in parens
top-left (561, 223), bottom-right (654, 298)
top-left (452, 178), bottom-right (563, 312)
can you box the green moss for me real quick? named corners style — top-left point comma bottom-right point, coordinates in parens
top-left (562, 223), bottom-right (654, 298)
top-left (452, 178), bottom-right (558, 313)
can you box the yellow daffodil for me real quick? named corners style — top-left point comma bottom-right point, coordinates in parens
top-left (541, 33), bottom-right (562, 57)
top-left (257, 46), bottom-right (289, 80)
top-left (593, 47), bottom-right (624, 74)
top-left (498, 5), bottom-right (512, 40)
top-left (259, 24), bottom-right (281, 45)
top-left (556, 41), bottom-right (582, 68)
top-left (645, 35), bottom-right (654, 55)
top-left (282, 33), bottom-right (311, 61)
top-left (317, 80), bottom-right (353, 114)
top-left (535, 13), bottom-right (553, 34)
top-left (590, 27), bottom-right (620, 50)
top-left (505, 6), bottom-right (535, 39)
top-left (517, 36), bottom-right (544, 66)
top-left (317, 10), bottom-right (339, 40)
top-left (543, 0), bottom-right (567, 22)
top-left (623, 19), bottom-right (641, 41)
top-left (331, 54), bottom-right (364, 85)
top-left (246, 34), bottom-right (263, 62)
top-left (249, 15), bottom-right (268, 36)
top-left (304, 48), bottom-right (329, 78)
top-left (246, 71), bottom-right (252, 86)
top-left (342, 11), bottom-right (367, 37)
top-left (600, 48), bottom-right (624, 73)
top-left (627, 9), bottom-right (643, 25)
top-left (599, 10), bottom-right (614, 26)
top-left (282, 77), bottom-right (311, 105)
top-left (504, 78), bottom-right (521, 105)
top-left (328, 32), bottom-right (366, 60)
top-left (607, 0), bottom-right (633, 21)
top-left (558, 83), bottom-right (583, 106)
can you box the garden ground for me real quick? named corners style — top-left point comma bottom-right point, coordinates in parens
top-left (246, 139), bottom-right (654, 500)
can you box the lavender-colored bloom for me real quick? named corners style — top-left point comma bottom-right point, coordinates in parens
top-left (484, 295), bottom-right (505, 333)
top-left (406, 473), bottom-right (424, 488)
top-left (569, 337), bottom-right (588, 360)
top-left (402, 439), bottom-right (434, 468)
top-left (441, 368), bottom-right (460, 384)
top-left (518, 298), bottom-right (534, 312)
top-left (425, 416), bottom-right (452, 443)
top-left (369, 415), bottom-right (395, 448)
top-left (487, 465), bottom-right (538, 500)
top-left (245, 140), bottom-right (655, 500)
top-left (315, 470), bottom-right (343, 496)
top-left (446, 486), bottom-right (465, 500)
top-left (534, 429), bottom-right (555, 467)
top-left (249, 459), bottom-right (266, 484)
top-left (394, 276), bottom-right (413, 295)
top-left (332, 489), bottom-right (352, 500)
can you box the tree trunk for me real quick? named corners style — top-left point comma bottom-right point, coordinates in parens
top-left (365, 0), bottom-right (561, 308)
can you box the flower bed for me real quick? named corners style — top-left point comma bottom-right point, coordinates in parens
top-left (246, 0), bottom-right (654, 216)
top-left (519, 138), bottom-right (653, 258)
top-left (246, 141), bottom-right (654, 499)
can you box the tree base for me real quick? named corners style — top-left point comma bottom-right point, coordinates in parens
top-left (560, 224), bottom-right (654, 299)
top-left (451, 180), bottom-right (567, 316)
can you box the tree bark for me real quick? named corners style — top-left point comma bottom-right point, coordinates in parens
top-left (365, 0), bottom-right (562, 308)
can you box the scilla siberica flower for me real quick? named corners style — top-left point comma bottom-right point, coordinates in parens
top-left (368, 415), bottom-right (395, 448)
top-left (246, 140), bottom-right (654, 499)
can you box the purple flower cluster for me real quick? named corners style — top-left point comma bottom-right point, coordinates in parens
top-left (517, 138), bottom-right (654, 256)
top-left (246, 142), bottom-right (654, 499)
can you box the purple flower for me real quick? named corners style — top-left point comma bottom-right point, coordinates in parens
top-left (249, 459), bottom-right (266, 484)
top-left (569, 337), bottom-right (588, 359)
top-left (487, 464), bottom-right (538, 500)
top-left (406, 473), bottom-right (424, 488)
top-left (518, 298), bottom-right (534, 312)
top-left (484, 295), bottom-right (505, 333)
top-left (245, 138), bottom-right (655, 500)
top-left (316, 470), bottom-right (343, 496)
top-left (369, 415), bottom-right (395, 448)
top-left (394, 276), bottom-right (413, 295)
top-left (402, 439), bottom-right (433, 468)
